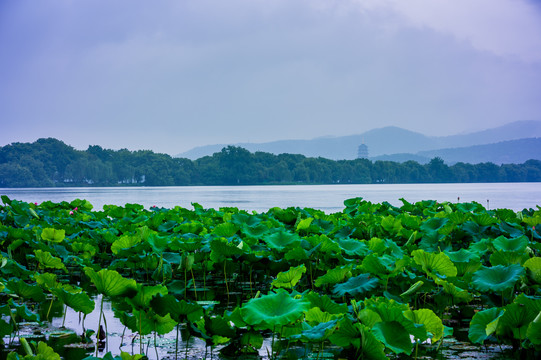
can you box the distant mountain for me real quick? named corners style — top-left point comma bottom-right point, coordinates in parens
top-left (371, 138), bottom-right (541, 164)
top-left (178, 120), bottom-right (541, 161)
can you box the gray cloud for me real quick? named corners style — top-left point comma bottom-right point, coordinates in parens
top-left (1, 0), bottom-right (540, 155)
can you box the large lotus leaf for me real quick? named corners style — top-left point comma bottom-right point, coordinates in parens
top-left (294, 319), bottom-right (338, 342)
top-left (169, 235), bottom-right (202, 252)
top-left (240, 331), bottom-right (264, 351)
top-left (212, 222), bottom-right (239, 237)
top-left (499, 302), bottom-right (535, 340)
top-left (412, 249), bottom-right (457, 278)
top-left (306, 235), bottom-right (341, 255)
top-left (262, 229), bottom-right (300, 251)
top-left (16, 341), bottom-right (61, 360)
top-left (472, 213), bottom-right (499, 227)
top-left (315, 265), bottom-right (353, 287)
top-left (493, 235), bottom-right (528, 252)
top-left (127, 284), bottom-right (167, 310)
top-left (304, 292), bottom-right (348, 315)
top-left (209, 237), bottom-right (244, 262)
top-left (420, 217), bottom-right (449, 234)
top-left (284, 247), bottom-right (309, 261)
top-left (445, 249), bottom-right (481, 276)
top-left (332, 273), bottom-right (379, 297)
top-left (7, 279), bottom-right (46, 302)
top-left (34, 273), bottom-right (59, 290)
top-left (404, 308), bottom-right (443, 342)
top-left (272, 264), bottom-right (306, 289)
top-left (523, 257), bottom-right (541, 284)
top-left (329, 316), bottom-right (361, 349)
top-left (41, 228), bottom-right (65, 243)
top-left (435, 279), bottom-right (473, 303)
top-left (51, 287), bottom-right (95, 315)
top-left (472, 264), bottom-right (525, 293)
top-left (304, 307), bottom-right (338, 324)
top-left (241, 289), bottom-right (310, 329)
top-left (364, 298), bottom-right (427, 342)
top-left (84, 267), bottom-right (137, 297)
top-left (8, 298), bottom-right (39, 322)
top-left (362, 254), bottom-right (388, 275)
top-left (111, 235), bottom-right (142, 255)
top-left (336, 238), bottom-right (369, 256)
top-left (152, 294), bottom-right (204, 323)
top-left (133, 309), bottom-right (177, 336)
top-left (489, 250), bottom-right (529, 266)
top-left (469, 307), bottom-right (505, 344)
top-left (34, 250), bottom-right (67, 272)
top-left (372, 321), bottom-right (413, 355)
top-left (381, 215), bottom-right (402, 234)
top-left (526, 311), bottom-right (541, 345)
top-left (358, 308), bottom-right (382, 328)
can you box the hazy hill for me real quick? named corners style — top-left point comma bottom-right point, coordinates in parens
top-left (372, 138), bottom-right (541, 165)
top-left (178, 120), bottom-right (541, 161)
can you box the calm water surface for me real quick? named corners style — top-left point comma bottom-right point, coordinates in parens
top-left (1, 183), bottom-right (540, 212)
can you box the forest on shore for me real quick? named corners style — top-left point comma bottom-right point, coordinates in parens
top-left (1, 138), bottom-right (540, 187)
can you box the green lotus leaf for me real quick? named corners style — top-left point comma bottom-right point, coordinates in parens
top-left (133, 309), bottom-right (177, 336)
top-left (7, 279), bottom-right (46, 302)
top-left (472, 213), bottom-right (499, 227)
top-left (372, 321), bottom-right (413, 355)
top-left (41, 228), bottom-right (65, 243)
top-left (241, 289), bottom-right (310, 329)
top-left (262, 229), bottom-right (301, 251)
top-left (358, 308), bottom-right (382, 328)
top-left (272, 264), bottom-right (306, 289)
top-left (0, 318), bottom-right (11, 339)
top-left (400, 280), bottom-right (424, 298)
top-left (34, 250), bottom-right (67, 272)
top-left (150, 293), bottom-right (204, 323)
top-left (212, 222), bottom-right (239, 237)
top-left (304, 292), bottom-right (348, 315)
top-left (435, 279), bottom-right (473, 303)
top-left (445, 249), bottom-right (481, 276)
top-left (412, 249), bottom-right (457, 278)
top-left (469, 307), bottom-right (505, 344)
top-left (111, 235), bottom-right (142, 255)
top-left (294, 319), bottom-right (338, 342)
top-left (381, 215), bottom-right (402, 234)
top-left (329, 316), bottom-right (361, 349)
top-left (404, 308), bottom-right (443, 342)
top-left (526, 311), bottom-right (541, 345)
top-left (336, 238), bottom-right (368, 256)
top-left (50, 287), bottom-right (95, 315)
top-left (296, 217), bottom-right (313, 232)
top-left (209, 237), bottom-right (244, 262)
top-left (284, 247), bottom-right (309, 261)
top-left (332, 273), bottom-right (379, 297)
top-left (493, 235), bottom-right (528, 253)
top-left (472, 264), bottom-right (525, 293)
top-left (315, 265), bottom-right (353, 287)
top-left (304, 307), bottom-right (338, 324)
top-left (489, 250), bottom-right (529, 266)
top-left (420, 217), bottom-right (449, 234)
top-left (127, 284), bottom-right (167, 310)
top-left (523, 257), bottom-right (541, 284)
top-left (84, 267), bottom-right (137, 297)
top-left (8, 298), bottom-right (39, 322)
top-left (239, 331), bottom-right (264, 351)
top-left (499, 302), bottom-right (535, 340)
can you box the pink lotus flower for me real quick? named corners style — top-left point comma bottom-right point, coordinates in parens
top-left (69, 211), bottom-right (74, 215)
top-left (74, 207), bottom-right (78, 211)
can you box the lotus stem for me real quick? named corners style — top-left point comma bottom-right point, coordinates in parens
top-left (46, 297), bottom-right (54, 322)
top-left (175, 324), bottom-right (179, 360)
top-left (191, 267), bottom-right (198, 301)
top-left (96, 295), bottom-right (104, 356)
top-left (224, 261), bottom-right (230, 306)
top-left (62, 304), bottom-right (67, 327)
top-left (249, 265), bottom-right (253, 298)
top-left (154, 328), bottom-right (159, 360)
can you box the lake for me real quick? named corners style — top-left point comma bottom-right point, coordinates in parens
top-left (1, 182), bottom-right (540, 212)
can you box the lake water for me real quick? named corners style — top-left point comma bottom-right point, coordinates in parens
top-left (1, 183), bottom-right (540, 212)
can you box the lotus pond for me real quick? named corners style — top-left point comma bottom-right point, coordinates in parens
top-left (0, 195), bottom-right (540, 360)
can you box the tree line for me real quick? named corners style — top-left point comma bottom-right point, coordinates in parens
top-left (1, 138), bottom-right (540, 187)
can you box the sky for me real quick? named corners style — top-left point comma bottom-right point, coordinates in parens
top-left (1, 0), bottom-right (541, 156)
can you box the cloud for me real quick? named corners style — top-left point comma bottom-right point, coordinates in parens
top-left (353, 0), bottom-right (541, 62)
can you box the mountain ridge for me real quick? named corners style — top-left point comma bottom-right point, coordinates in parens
top-left (178, 120), bottom-right (541, 162)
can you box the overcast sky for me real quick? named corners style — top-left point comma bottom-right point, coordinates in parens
top-left (1, 0), bottom-right (541, 155)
